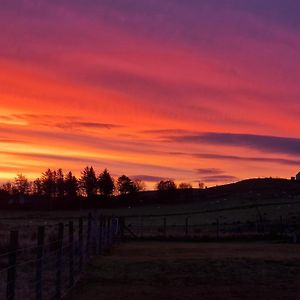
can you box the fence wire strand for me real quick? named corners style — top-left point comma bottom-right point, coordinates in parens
top-left (0, 215), bottom-right (120, 300)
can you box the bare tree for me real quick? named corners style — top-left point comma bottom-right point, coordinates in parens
top-left (133, 179), bottom-right (146, 192)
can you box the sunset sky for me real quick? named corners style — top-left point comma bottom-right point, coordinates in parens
top-left (1, 0), bottom-right (300, 188)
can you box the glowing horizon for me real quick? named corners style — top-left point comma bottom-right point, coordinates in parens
top-left (1, 1), bottom-right (300, 188)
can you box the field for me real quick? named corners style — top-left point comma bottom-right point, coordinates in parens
top-left (0, 179), bottom-right (300, 299)
top-left (65, 241), bottom-right (300, 300)
top-left (1, 179), bottom-right (300, 236)
top-left (1, 196), bottom-right (300, 226)
top-left (1, 194), bottom-right (300, 242)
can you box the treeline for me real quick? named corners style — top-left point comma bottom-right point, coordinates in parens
top-left (1, 167), bottom-right (144, 199)
top-left (0, 166), bottom-right (197, 209)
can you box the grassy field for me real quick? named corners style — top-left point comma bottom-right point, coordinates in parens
top-left (1, 196), bottom-right (300, 224)
top-left (65, 241), bottom-right (300, 300)
top-left (1, 198), bottom-right (300, 241)
top-left (1, 179), bottom-right (300, 243)
top-left (1, 178), bottom-right (300, 225)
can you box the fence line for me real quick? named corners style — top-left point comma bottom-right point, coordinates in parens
top-left (122, 213), bottom-right (300, 241)
top-left (0, 213), bottom-right (123, 300)
top-left (121, 200), bottom-right (300, 219)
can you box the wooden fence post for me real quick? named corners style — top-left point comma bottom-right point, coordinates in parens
top-left (216, 218), bottom-right (220, 240)
top-left (110, 217), bottom-right (114, 246)
top-left (87, 213), bottom-right (92, 257)
top-left (69, 221), bottom-right (74, 288)
top-left (113, 217), bottom-right (118, 244)
top-left (163, 217), bottom-right (167, 238)
top-left (140, 216), bottom-right (143, 238)
top-left (185, 217), bottom-right (189, 238)
top-left (55, 223), bottom-right (64, 300)
top-left (106, 217), bottom-right (111, 249)
top-left (261, 216), bottom-right (265, 236)
top-left (119, 217), bottom-right (125, 242)
top-left (98, 216), bottom-right (103, 255)
top-left (110, 216), bottom-right (115, 246)
top-left (35, 226), bottom-right (45, 300)
top-left (114, 217), bottom-right (120, 244)
top-left (255, 219), bottom-right (259, 234)
top-left (280, 216), bottom-right (284, 236)
top-left (78, 218), bottom-right (83, 273)
top-left (6, 230), bottom-right (18, 300)
top-left (102, 217), bottom-right (106, 250)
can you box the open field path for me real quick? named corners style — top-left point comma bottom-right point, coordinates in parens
top-left (64, 242), bottom-right (300, 300)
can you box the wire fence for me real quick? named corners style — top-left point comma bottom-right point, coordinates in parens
top-left (122, 213), bottom-right (300, 242)
top-left (1, 206), bottom-right (300, 300)
top-left (0, 214), bottom-right (122, 300)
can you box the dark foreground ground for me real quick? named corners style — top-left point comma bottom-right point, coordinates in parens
top-left (65, 242), bottom-right (300, 300)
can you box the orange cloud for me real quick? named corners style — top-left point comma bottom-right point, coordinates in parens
top-left (0, 1), bottom-right (300, 187)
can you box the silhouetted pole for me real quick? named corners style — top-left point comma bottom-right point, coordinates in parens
top-left (7, 230), bottom-right (18, 300)
top-left (69, 221), bottom-right (74, 288)
top-left (35, 226), bottom-right (45, 300)
top-left (103, 216), bottom-right (107, 249)
top-left (106, 217), bottom-right (111, 248)
top-left (78, 218), bottom-right (83, 273)
top-left (120, 217), bottom-right (125, 242)
top-left (185, 217), bottom-right (189, 238)
top-left (140, 216), bottom-right (143, 238)
top-left (55, 223), bottom-right (64, 300)
top-left (87, 213), bottom-right (92, 257)
top-left (216, 218), bottom-right (220, 240)
top-left (109, 216), bottom-right (114, 246)
top-left (98, 216), bottom-right (103, 255)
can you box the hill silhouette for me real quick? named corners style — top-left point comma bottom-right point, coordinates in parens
top-left (115, 178), bottom-right (300, 210)
top-left (1, 177), bottom-right (300, 210)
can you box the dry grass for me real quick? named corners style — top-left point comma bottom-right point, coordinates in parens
top-left (64, 242), bottom-right (300, 300)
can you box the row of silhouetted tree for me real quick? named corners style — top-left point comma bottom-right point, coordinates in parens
top-left (0, 167), bottom-right (199, 204)
top-left (0, 167), bottom-right (149, 199)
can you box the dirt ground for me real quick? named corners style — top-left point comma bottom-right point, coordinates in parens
top-left (64, 242), bottom-right (300, 300)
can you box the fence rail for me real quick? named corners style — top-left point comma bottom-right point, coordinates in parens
top-left (0, 214), bottom-right (122, 300)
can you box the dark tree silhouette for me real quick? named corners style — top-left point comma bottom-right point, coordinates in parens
top-left (80, 166), bottom-right (97, 198)
top-left (198, 182), bottom-right (205, 189)
top-left (133, 179), bottom-right (146, 192)
top-left (14, 174), bottom-right (30, 195)
top-left (178, 182), bottom-right (193, 189)
top-left (56, 169), bottom-right (65, 199)
top-left (41, 169), bottom-right (56, 198)
top-left (2, 182), bottom-right (14, 195)
top-left (117, 175), bottom-right (136, 195)
top-left (157, 180), bottom-right (177, 191)
top-left (33, 178), bottom-right (43, 196)
top-left (64, 171), bottom-right (78, 198)
top-left (98, 168), bottom-right (115, 197)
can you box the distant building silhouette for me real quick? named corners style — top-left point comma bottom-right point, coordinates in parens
top-left (296, 172), bottom-right (300, 181)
